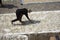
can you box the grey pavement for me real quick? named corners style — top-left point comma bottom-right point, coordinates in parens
top-left (0, 2), bottom-right (60, 13)
top-left (0, 1), bottom-right (60, 40)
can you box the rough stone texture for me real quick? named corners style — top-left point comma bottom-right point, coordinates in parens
top-left (1, 0), bottom-right (60, 13)
top-left (0, 0), bottom-right (60, 40)
top-left (24, 0), bottom-right (60, 3)
top-left (0, 11), bottom-right (60, 33)
top-left (0, 11), bottom-right (60, 40)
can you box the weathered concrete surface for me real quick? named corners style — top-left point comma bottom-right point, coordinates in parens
top-left (24, 0), bottom-right (60, 3)
top-left (0, 11), bottom-right (60, 40)
top-left (0, 11), bottom-right (60, 33)
top-left (0, 1), bottom-right (60, 40)
top-left (0, 1), bottom-right (60, 13)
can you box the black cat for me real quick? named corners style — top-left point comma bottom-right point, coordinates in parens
top-left (11, 8), bottom-right (32, 24)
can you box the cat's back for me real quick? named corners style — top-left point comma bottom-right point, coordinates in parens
top-left (16, 8), bottom-right (28, 13)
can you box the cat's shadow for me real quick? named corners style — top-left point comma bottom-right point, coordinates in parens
top-left (13, 20), bottom-right (40, 26)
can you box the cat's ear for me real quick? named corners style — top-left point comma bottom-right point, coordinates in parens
top-left (28, 9), bottom-right (32, 13)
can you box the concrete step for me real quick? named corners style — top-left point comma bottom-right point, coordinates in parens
top-left (0, 2), bottom-right (60, 13)
top-left (0, 11), bottom-right (60, 33)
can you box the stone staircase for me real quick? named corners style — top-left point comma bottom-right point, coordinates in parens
top-left (0, 0), bottom-right (60, 40)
